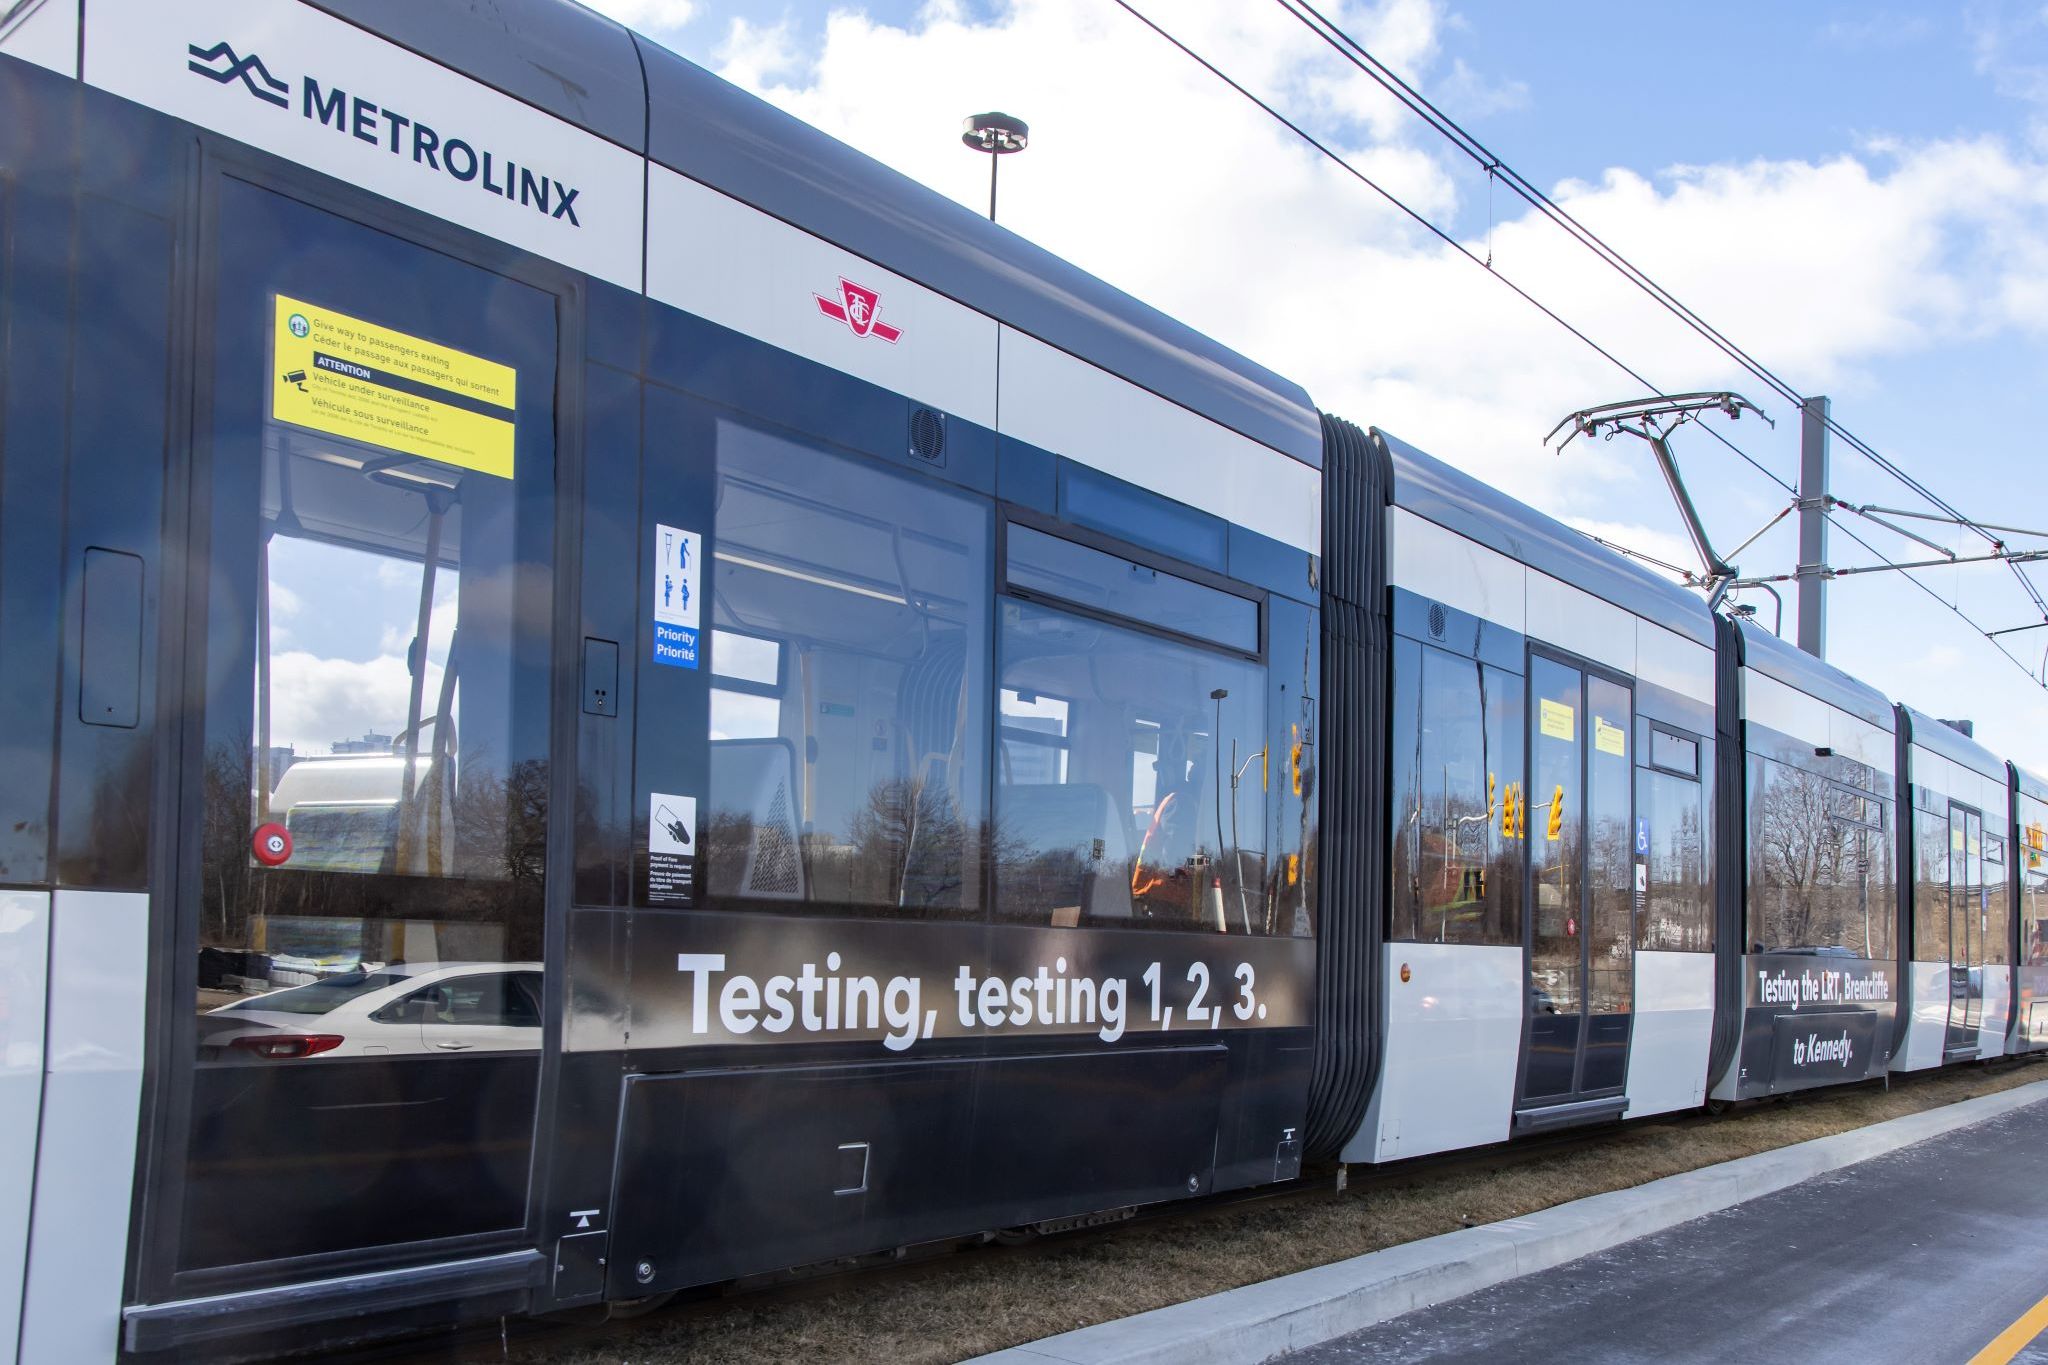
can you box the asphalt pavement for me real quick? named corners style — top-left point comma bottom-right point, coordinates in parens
top-left (1280, 1096), bottom-right (2048, 1365)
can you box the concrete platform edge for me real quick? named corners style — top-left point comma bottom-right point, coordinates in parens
top-left (969, 1075), bottom-right (2048, 1365)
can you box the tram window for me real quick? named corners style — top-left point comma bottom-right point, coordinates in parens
top-left (1650, 729), bottom-right (1699, 777)
top-left (1914, 799), bottom-right (1951, 961)
top-left (703, 423), bottom-right (989, 917)
top-left (1983, 833), bottom-right (2010, 966)
top-left (1005, 523), bottom-right (1258, 654)
top-left (1637, 768), bottom-right (1711, 951)
top-left (1388, 640), bottom-right (1522, 946)
top-left (713, 629), bottom-right (783, 687)
top-left (993, 600), bottom-right (1272, 933)
top-left (2024, 806), bottom-right (2048, 964)
top-left (1747, 757), bottom-right (1894, 959)
top-left (203, 432), bottom-right (551, 962)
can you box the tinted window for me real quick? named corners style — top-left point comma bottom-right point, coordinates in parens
top-left (1748, 756), bottom-right (1894, 958)
top-left (993, 599), bottom-right (1272, 932)
top-left (1637, 769), bottom-right (1710, 951)
top-left (395, 972), bottom-right (543, 1028)
top-left (1651, 729), bottom-right (1699, 776)
top-left (221, 970), bottom-right (412, 1016)
top-left (1586, 676), bottom-right (1633, 1015)
top-left (1915, 795), bottom-right (1951, 960)
top-left (1389, 641), bottom-right (1523, 946)
top-left (1984, 832), bottom-right (2010, 966)
top-left (2023, 797), bottom-right (2048, 964)
top-left (703, 423), bottom-right (990, 916)
top-left (1006, 523), bottom-right (1257, 654)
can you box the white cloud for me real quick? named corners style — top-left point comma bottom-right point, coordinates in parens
top-left (640, 0), bottom-right (2048, 748)
top-left (698, 0), bottom-right (2048, 528)
top-left (269, 650), bottom-right (417, 753)
top-left (577, 0), bottom-right (698, 33)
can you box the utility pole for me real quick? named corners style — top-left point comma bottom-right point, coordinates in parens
top-left (1796, 395), bottom-right (1831, 659)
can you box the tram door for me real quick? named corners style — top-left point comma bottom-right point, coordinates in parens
top-left (151, 177), bottom-right (562, 1293)
top-left (1947, 805), bottom-right (1985, 1053)
top-left (1520, 654), bottom-right (1636, 1107)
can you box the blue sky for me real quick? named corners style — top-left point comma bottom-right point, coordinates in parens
top-left (590, 0), bottom-right (2048, 770)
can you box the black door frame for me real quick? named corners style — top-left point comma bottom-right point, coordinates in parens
top-left (136, 134), bottom-right (587, 1304)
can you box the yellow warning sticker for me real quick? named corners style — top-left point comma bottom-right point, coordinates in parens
top-left (1594, 716), bottom-right (1627, 757)
top-left (270, 295), bottom-right (516, 478)
top-left (1539, 698), bottom-right (1575, 741)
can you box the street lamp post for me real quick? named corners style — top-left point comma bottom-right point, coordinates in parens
top-left (961, 112), bottom-right (1029, 221)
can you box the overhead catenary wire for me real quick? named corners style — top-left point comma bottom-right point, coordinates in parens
top-left (1273, 0), bottom-right (2048, 663)
top-left (1102, 0), bottom-right (1799, 503)
top-left (1272, 0), bottom-right (2009, 549)
top-left (1121, 0), bottom-right (2048, 682)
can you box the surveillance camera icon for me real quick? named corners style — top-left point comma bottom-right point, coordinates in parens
top-left (282, 369), bottom-right (308, 392)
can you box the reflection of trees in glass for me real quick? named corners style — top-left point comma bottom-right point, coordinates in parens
top-left (1642, 795), bottom-right (1709, 951)
top-left (1395, 646), bottom-right (1523, 946)
top-left (844, 777), bottom-right (975, 910)
top-left (1750, 759), bottom-right (1881, 954)
top-left (199, 735), bottom-right (548, 970)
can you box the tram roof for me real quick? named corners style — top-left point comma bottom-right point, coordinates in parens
top-left (1375, 427), bottom-right (1719, 648)
top-left (305, 0), bottom-right (1325, 468)
top-left (1736, 619), bottom-right (1896, 732)
top-left (1897, 705), bottom-right (2009, 788)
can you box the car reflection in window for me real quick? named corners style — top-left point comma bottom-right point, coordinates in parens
top-left (197, 963), bottom-right (543, 1061)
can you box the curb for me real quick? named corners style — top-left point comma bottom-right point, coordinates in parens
top-left (969, 1075), bottom-right (2048, 1365)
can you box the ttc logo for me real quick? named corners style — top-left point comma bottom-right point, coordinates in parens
top-left (187, 41), bottom-right (289, 108)
top-left (815, 278), bottom-right (902, 343)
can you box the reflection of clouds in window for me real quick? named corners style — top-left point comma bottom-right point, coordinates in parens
top-left (712, 630), bottom-right (779, 686)
top-left (711, 688), bottom-right (778, 741)
top-left (703, 421), bottom-right (989, 915)
top-left (266, 650), bottom-right (423, 758)
top-left (265, 535), bottom-right (463, 754)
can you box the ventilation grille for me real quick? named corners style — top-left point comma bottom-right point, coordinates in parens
top-left (909, 407), bottom-right (947, 464)
top-left (1428, 603), bottom-right (1448, 638)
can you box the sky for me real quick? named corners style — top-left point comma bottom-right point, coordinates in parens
top-left (585, 0), bottom-right (2048, 774)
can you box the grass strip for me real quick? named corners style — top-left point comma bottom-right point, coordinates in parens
top-left (531, 1060), bottom-right (2045, 1364)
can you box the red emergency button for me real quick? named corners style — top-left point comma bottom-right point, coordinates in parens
top-left (252, 822), bottom-right (292, 867)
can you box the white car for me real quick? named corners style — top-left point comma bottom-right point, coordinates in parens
top-left (199, 961), bottom-right (544, 1060)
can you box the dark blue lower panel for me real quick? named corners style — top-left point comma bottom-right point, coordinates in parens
top-left (608, 1044), bottom-right (1227, 1295)
top-left (179, 1054), bottom-right (537, 1271)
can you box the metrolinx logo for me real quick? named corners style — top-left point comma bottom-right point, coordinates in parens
top-left (182, 37), bottom-right (584, 228)
top-left (186, 41), bottom-right (288, 108)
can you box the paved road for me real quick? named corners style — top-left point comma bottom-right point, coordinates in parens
top-left (1284, 1097), bottom-right (2048, 1365)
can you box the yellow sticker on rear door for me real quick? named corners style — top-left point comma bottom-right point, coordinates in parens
top-left (1539, 698), bottom-right (1575, 741)
top-left (271, 294), bottom-right (516, 478)
top-left (1594, 717), bottom-right (1627, 756)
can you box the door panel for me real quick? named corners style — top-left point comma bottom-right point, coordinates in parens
top-left (1581, 675), bottom-right (1634, 1092)
top-left (1523, 656), bottom-right (1584, 1103)
top-left (170, 177), bottom-right (559, 1283)
top-left (1520, 654), bottom-right (1635, 1107)
top-left (1949, 807), bottom-right (1983, 1051)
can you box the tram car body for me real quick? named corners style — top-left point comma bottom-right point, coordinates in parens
top-left (0, 2), bottom-right (2035, 1360)
top-left (2013, 765), bottom-right (2048, 1052)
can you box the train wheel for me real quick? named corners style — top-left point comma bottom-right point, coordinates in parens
top-left (607, 1291), bottom-right (678, 1320)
